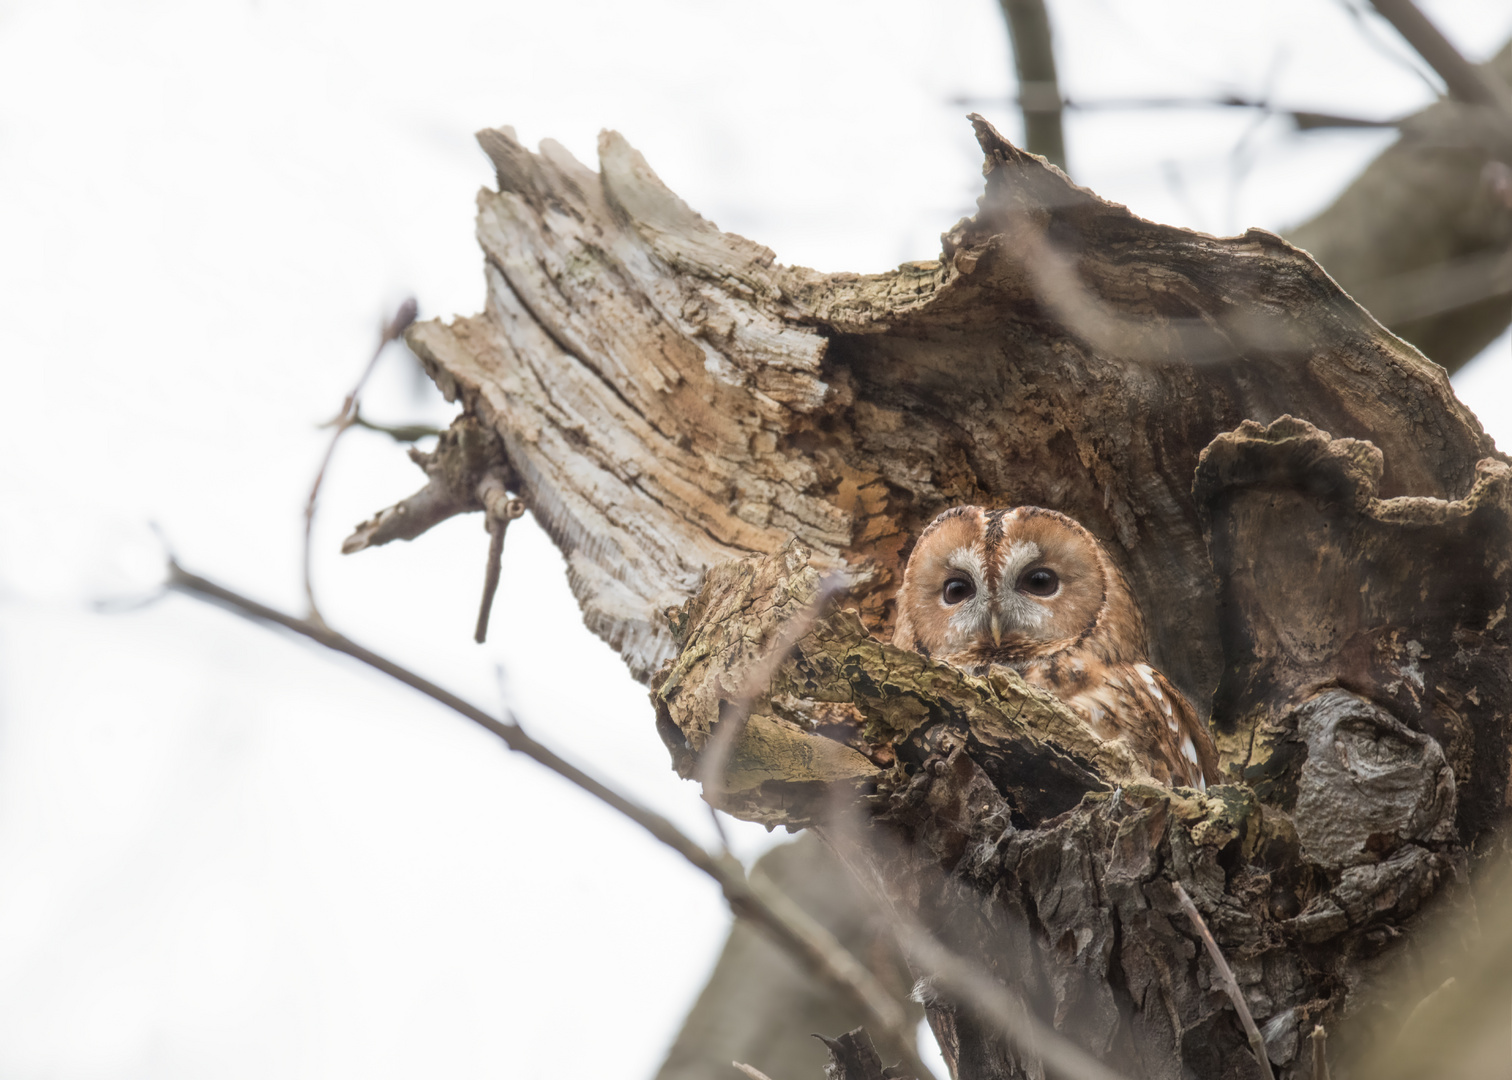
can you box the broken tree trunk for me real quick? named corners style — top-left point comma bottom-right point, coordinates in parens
top-left (351, 117), bottom-right (1512, 1079)
top-left (1287, 36), bottom-right (1512, 374)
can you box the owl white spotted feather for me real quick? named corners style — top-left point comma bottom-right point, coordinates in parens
top-left (892, 505), bottom-right (1218, 789)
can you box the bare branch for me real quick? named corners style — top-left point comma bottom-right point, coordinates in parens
top-left (303, 296), bottom-right (418, 623)
top-left (341, 415), bottom-right (505, 554)
top-left (161, 559), bottom-right (937, 1080)
top-left (349, 412), bottom-right (443, 443)
top-left (898, 925), bottom-right (1131, 1080)
top-left (815, 1030), bottom-right (893, 1080)
top-left (473, 470), bottom-right (524, 644)
top-left (997, 0), bottom-right (1067, 172)
top-left (731, 1063), bottom-right (777, 1080)
top-left (950, 91), bottom-right (1399, 130)
top-left (1287, 37), bottom-right (1512, 371)
top-left (695, 572), bottom-right (847, 808)
top-left (1368, 0), bottom-right (1512, 116)
top-left (1348, 236), bottom-right (1512, 326)
top-left (1172, 883), bottom-right (1276, 1080)
top-left (1310, 1025), bottom-right (1330, 1080)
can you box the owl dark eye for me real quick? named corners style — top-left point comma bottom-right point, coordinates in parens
top-left (942, 577), bottom-right (976, 605)
top-left (1019, 568), bottom-right (1059, 597)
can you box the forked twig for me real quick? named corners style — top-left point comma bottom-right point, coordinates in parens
top-left (161, 559), bottom-right (937, 1080)
top-left (303, 297), bottom-right (418, 624)
top-left (1367, 0), bottom-right (1512, 116)
top-left (1172, 882), bottom-right (1276, 1080)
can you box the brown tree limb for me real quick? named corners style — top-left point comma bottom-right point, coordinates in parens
top-left (817, 1030), bottom-right (893, 1080)
top-left (1286, 36), bottom-right (1512, 371)
top-left (340, 414), bottom-right (505, 555)
top-left (997, 0), bottom-right (1067, 172)
top-left (1367, 0), bottom-right (1512, 114)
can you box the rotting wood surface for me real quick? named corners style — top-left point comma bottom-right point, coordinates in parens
top-left (351, 117), bottom-right (1512, 1079)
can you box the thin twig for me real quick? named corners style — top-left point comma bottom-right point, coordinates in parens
top-left (696, 573), bottom-right (847, 811)
top-left (817, 788), bottom-right (1134, 1080)
top-left (1172, 882), bottom-right (1276, 1080)
top-left (472, 471), bottom-right (523, 644)
top-left (732, 1062), bottom-right (778, 1080)
top-left (1332, 0), bottom-right (1445, 97)
top-left (949, 92), bottom-right (1399, 130)
top-left (1310, 1024), bottom-right (1330, 1080)
top-left (476, 520), bottom-right (507, 643)
top-left (161, 559), bottom-right (937, 1080)
top-left (349, 413), bottom-right (443, 443)
top-left (302, 297), bottom-right (418, 625)
top-left (1367, 0), bottom-right (1512, 116)
top-left (899, 926), bottom-right (1131, 1080)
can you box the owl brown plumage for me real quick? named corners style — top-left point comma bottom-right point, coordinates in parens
top-left (892, 505), bottom-right (1219, 789)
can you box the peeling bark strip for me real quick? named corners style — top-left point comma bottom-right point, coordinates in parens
top-left (358, 118), bottom-right (1512, 1077)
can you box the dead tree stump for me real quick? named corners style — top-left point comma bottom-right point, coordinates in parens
top-left (351, 116), bottom-right (1512, 1079)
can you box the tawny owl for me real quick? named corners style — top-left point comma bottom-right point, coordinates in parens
top-left (892, 505), bottom-right (1218, 789)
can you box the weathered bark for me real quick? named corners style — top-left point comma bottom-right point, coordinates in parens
top-left (1286, 38), bottom-right (1512, 373)
top-left (819, 1028), bottom-right (898, 1080)
top-left (358, 117), bottom-right (1512, 1078)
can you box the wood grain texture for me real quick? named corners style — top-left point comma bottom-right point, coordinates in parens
top-left (405, 116), bottom-right (1492, 697)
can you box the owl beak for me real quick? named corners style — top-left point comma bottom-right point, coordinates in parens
top-left (990, 613), bottom-right (1003, 646)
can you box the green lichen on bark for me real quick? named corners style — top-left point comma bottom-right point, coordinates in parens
top-left (652, 539), bottom-right (1155, 828)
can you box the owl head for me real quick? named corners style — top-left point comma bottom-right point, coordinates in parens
top-left (891, 506), bottom-right (1145, 666)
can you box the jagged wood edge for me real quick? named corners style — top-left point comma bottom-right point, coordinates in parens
top-left (360, 115), bottom-right (1495, 690)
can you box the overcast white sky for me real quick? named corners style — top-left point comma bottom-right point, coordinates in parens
top-left (2, 1), bottom-right (1511, 1077)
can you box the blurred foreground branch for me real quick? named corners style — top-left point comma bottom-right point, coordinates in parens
top-left (162, 559), bottom-right (936, 1080)
top-left (1289, 32), bottom-right (1512, 370)
top-left (1368, 0), bottom-right (1512, 114)
top-left (303, 298), bottom-right (418, 624)
top-left (167, 557), bottom-right (1144, 1080)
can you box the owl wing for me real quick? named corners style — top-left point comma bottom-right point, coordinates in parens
top-left (1136, 665), bottom-right (1219, 790)
top-left (1030, 658), bottom-right (1220, 790)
